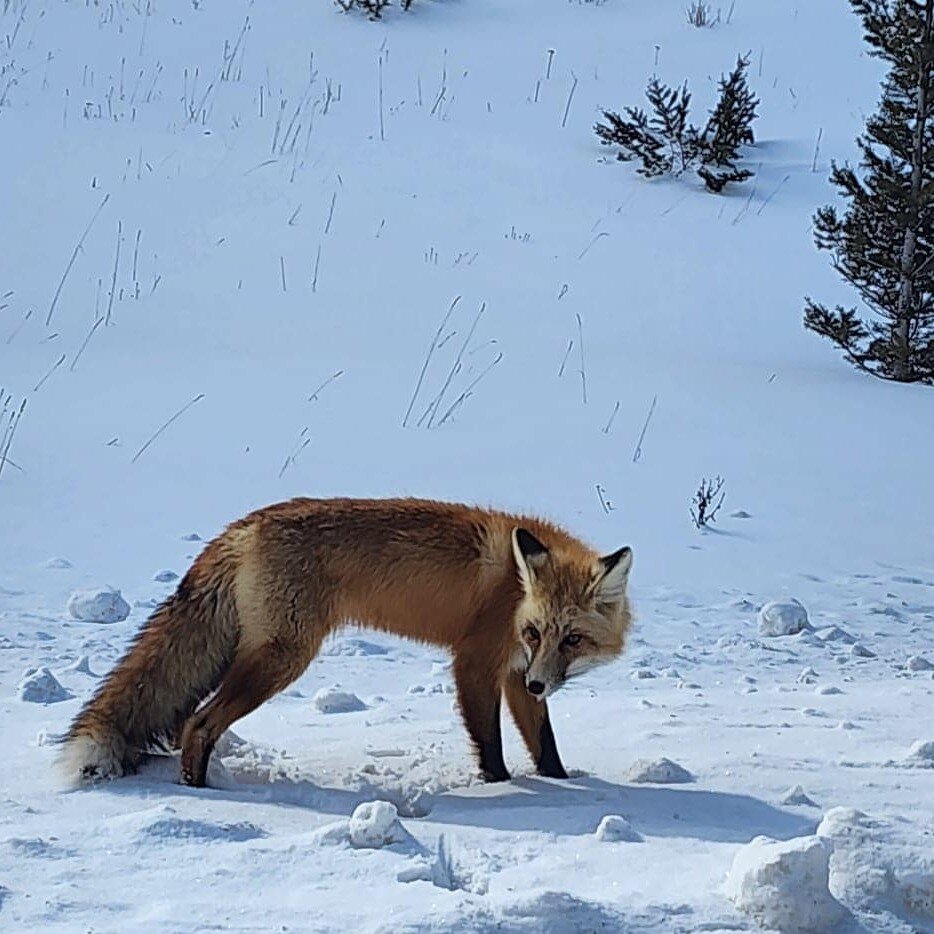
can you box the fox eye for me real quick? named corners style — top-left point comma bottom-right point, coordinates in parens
top-left (524, 624), bottom-right (541, 642)
top-left (562, 633), bottom-right (582, 648)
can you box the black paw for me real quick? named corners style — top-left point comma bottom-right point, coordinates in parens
top-left (538, 762), bottom-right (569, 779)
top-left (480, 767), bottom-right (511, 783)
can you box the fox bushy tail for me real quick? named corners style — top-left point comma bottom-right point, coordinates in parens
top-left (58, 568), bottom-right (240, 784)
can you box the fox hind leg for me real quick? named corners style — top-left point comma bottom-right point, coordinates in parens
top-left (504, 670), bottom-right (568, 779)
top-left (179, 643), bottom-right (312, 787)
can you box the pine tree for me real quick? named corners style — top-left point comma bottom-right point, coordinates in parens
top-left (805, 0), bottom-right (934, 384)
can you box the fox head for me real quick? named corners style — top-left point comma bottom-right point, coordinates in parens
top-left (511, 527), bottom-right (633, 700)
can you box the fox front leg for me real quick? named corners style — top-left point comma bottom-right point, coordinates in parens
top-left (503, 669), bottom-right (568, 779)
top-left (453, 650), bottom-right (510, 782)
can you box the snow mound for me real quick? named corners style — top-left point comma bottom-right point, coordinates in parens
top-left (782, 784), bottom-right (819, 807)
top-left (213, 729), bottom-right (248, 758)
top-left (399, 834), bottom-right (492, 894)
top-left (65, 655), bottom-right (97, 676)
top-left (816, 807), bottom-right (875, 840)
top-left (906, 655), bottom-right (934, 672)
top-left (66, 588), bottom-right (130, 623)
top-left (497, 891), bottom-right (631, 933)
top-left (798, 666), bottom-right (819, 684)
top-left (850, 642), bottom-right (876, 658)
top-left (815, 625), bottom-right (855, 644)
top-left (378, 891), bottom-right (630, 934)
top-left (44, 557), bottom-right (73, 569)
top-left (312, 686), bottom-right (366, 714)
top-left (140, 816), bottom-right (265, 843)
top-left (307, 820), bottom-right (352, 847)
top-left (630, 668), bottom-right (656, 680)
top-left (595, 814), bottom-right (643, 842)
top-left (906, 739), bottom-right (934, 763)
top-left (348, 800), bottom-right (405, 849)
top-left (726, 835), bottom-right (847, 932)
top-left (818, 806), bottom-right (934, 922)
top-left (321, 638), bottom-right (389, 657)
top-left (18, 667), bottom-right (72, 704)
top-left (625, 757), bottom-right (694, 784)
top-left (758, 598), bottom-right (810, 637)
top-left (152, 569), bottom-right (178, 582)
top-left (344, 772), bottom-right (434, 818)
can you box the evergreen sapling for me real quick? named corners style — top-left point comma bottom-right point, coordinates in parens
top-left (595, 55), bottom-right (758, 193)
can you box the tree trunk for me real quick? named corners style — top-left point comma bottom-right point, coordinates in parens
top-left (894, 0), bottom-right (934, 381)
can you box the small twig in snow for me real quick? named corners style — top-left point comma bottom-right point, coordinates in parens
top-left (311, 244), bottom-right (322, 293)
top-left (558, 338), bottom-right (574, 377)
top-left (811, 127), bottom-right (823, 173)
top-left (578, 231), bottom-right (608, 261)
top-left (46, 194), bottom-right (110, 326)
top-left (131, 393), bottom-right (205, 464)
top-left (602, 400), bottom-right (620, 435)
top-left (403, 296), bottom-right (461, 428)
top-left (70, 317), bottom-right (105, 372)
top-left (34, 354), bottom-right (67, 392)
top-left (576, 313), bottom-right (587, 404)
top-left (105, 220), bottom-right (122, 326)
top-left (595, 483), bottom-right (614, 514)
top-left (308, 370), bottom-right (344, 402)
top-left (632, 394), bottom-right (657, 463)
top-left (561, 71), bottom-right (578, 128)
top-left (324, 191), bottom-right (337, 234)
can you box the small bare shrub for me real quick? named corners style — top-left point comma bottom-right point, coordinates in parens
top-left (690, 476), bottom-right (725, 529)
top-left (335, 0), bottom-right (414, 18)
top-left (686, 2), bottom-right (720, 27)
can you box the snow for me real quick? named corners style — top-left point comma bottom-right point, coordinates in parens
top-left (758, 597), bottom-right (811, 637)
top-left (624, 756), bottom-right (694, 784)
top-left (781, 784), bottom-right (819, 808)
top-left (906, 739), bottom-right (934, 763)
top-left (348, 800), bottom-right (406, 849)
top-left (313, 685), bottom-right (368, 714)
top-left (594, 814), bottom-right (643, 843)
top-left (66, 587), bottom-right (131, 623)
top-left (817, 806), bottom-right (934, 924)
top-left (725, 834), bottom-right (847, 932)
top-left (17, 667), bottom-right (72, 704)
top-left (1, 0), bottom-right (933, 930)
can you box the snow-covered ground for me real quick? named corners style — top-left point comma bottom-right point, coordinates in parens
top-left (2, 0), bottom-right (933, 930)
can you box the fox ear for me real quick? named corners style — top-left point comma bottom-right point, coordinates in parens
top-left (512, 527), bottom-right (549, 593)
top-left (593, 546), bottom-right (632, 604)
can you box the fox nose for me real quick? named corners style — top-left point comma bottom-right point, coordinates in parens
top-left (527, 680), bottom-right (545, 696)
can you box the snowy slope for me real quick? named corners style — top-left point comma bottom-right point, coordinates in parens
top-left (2, 0), bottom-right (933, 931)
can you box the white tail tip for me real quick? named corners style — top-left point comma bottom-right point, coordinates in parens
top-left (55, 733), bottom-right (125, 788)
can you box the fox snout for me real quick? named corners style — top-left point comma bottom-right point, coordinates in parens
top-left (524, 663), bottom-right (560, 700)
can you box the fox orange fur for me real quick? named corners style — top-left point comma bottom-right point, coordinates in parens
top-left (60, 498), bottom-right (634, 786)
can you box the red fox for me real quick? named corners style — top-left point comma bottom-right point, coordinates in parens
top-left (60, 498), bottom-right (633, 786)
